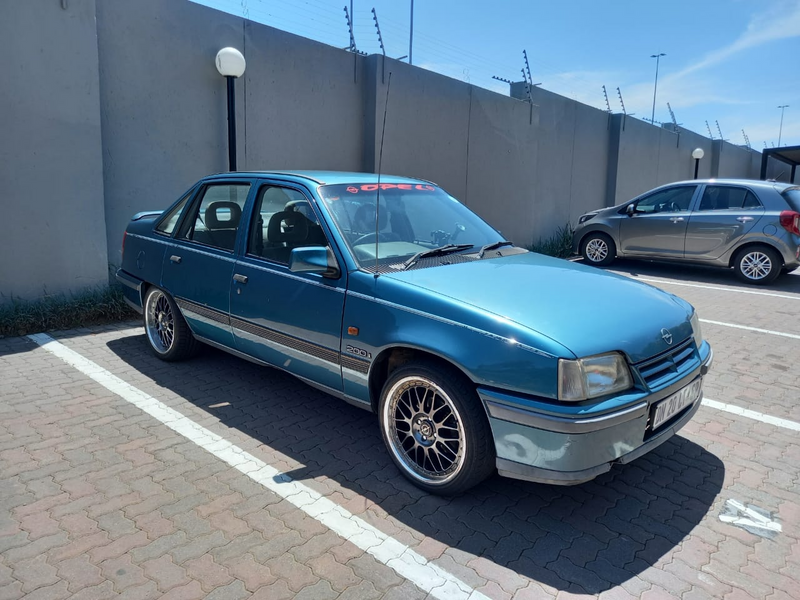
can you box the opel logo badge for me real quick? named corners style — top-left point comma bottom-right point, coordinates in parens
top-left (661, 328), bottom-right (673, 345)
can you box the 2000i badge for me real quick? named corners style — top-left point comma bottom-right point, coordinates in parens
top-left (117, 171), bottom-right (713, 495)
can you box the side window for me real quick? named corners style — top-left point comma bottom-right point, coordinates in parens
top-left (697, 186), bottom-right (761, 211)
top-left (247, 185), bottom-right (329, 264)
top-left (155, 190), bottom-right (192, 236)
top-left (178, 183), bottom-right (250, 251)
top-left (635, 186), bottom-right (695, 214)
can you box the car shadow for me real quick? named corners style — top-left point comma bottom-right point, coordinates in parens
top-left (106, 333), bottom-right (724, 595)
top-left (589, 257), bottom-right (800, 293)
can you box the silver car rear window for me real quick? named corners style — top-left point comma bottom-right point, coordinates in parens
top-left (781, 188), bottom-right (800, 212)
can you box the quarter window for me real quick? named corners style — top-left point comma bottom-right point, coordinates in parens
top-left (178, 183), bottom-right (250, 251)
top-left (635, 186), bottom-right (696, 214)
top-left (155, 190), bottom-right (192, 236)
top-left (248, 186), bottom-right (329, 264)
top-left (698, 186), bottom-right (761, 211)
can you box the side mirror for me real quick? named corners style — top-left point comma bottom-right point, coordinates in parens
top-left (288, 246), bottom-right (340, 278)
top-left (626, 204), bottom-right (637, 216)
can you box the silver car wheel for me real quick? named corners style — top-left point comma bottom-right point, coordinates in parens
top-left (145, 289), bottom-right (175, 354)
top-left (382, 376), bottom-right (466, 485)
top-left (585, 238), bottom-right (609, 263)
top-left (740, 251), bottom-right (772, 280)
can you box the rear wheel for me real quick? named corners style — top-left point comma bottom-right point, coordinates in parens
top-left (378, 361), bottom-right (495, 495)
top-left (734, 246), bottom-right (782, 285)
top-left (144, 287), bottom-right (198, 361)
top-left (581, 232), bottom-right (616, 267)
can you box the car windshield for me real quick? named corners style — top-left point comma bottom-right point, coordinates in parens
top-left (782, 188), bottom-right (800, 212)
top-left (318, 183), bottom-right (503, 270)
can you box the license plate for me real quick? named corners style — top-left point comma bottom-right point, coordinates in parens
top-left (651, 378), bottom-right (702, 430)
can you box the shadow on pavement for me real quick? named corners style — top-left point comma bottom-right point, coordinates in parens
top-left (581, 257), bottom-right (800, 293)
top-left (107, 333), bottom-right (724, 595)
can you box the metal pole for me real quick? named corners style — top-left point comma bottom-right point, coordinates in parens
top-left (409, 0), bottom-right (414, 65)
top-left (778, 105), bottom-right (788, 146)
top-left (226, 76), bottom-right (236, 171)
top-left (694, 158), bottom-right (699, 179)
top-left (650, 53), bottom-right (664, 125)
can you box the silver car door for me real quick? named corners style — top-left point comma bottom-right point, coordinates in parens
top-left (618, 185), bottom-right (698, 257)
top-left (684, 185), bottom-right (765, 260)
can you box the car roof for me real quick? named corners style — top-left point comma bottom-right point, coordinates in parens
top-left (204, 170), bottom-right (435, 186)
top-left (662, 178), bottom-right (793, 191)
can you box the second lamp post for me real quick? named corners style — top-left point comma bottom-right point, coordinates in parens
top-left (215, 47), bottom-right (246, 172)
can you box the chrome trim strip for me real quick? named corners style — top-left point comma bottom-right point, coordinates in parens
top-left (346, 291), bottom-right (555, 358)
top-left (115, 269), bottom-right (142, 292)
top-left (175, 298), bottom-right (231, 326)
top-left (230, 316), bottom-right (340, 365)
top-left (340, 354), bottom-right (370, 374)
top-left (485, 399), bottom-right (648, 434)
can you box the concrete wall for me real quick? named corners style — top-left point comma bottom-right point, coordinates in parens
top-left (0, 0), bottom-right (109, 300)
top-left (0, 0), bottom-right (777, 302)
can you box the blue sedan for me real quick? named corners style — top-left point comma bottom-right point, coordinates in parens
top-left (117, 171), bottom-right (713, 494)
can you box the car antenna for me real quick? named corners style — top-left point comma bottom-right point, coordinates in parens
top-left (375, 71), bottom-right (392, 277)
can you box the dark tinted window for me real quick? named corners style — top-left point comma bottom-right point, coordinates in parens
top-left (782, 188), bottom-right (800, 212)
top-left (635, 186), bottom-right (696, 213)
top-left (247, 185), bottom-right (328, 265)
top-left (178, 183), bottom-right (250, 251)
top-left (698, 186), bottom-right (761, 211)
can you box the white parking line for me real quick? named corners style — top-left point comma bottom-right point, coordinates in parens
top-left (28, 333), bottom-right (489, 600)
top-left (702, 398), bottom-right (800, 432)
top-left (635, 277), bottom-right (800, 300)
top-left (700, 319), bottom-right (800, 340)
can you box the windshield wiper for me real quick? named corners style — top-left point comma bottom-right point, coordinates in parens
top-left (478, 240), bottom-right (513, 258)
top-left (402, 244), bottom-right (474, 270)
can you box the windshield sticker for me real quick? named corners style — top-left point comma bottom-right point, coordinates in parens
top-left (345, 184), bottom-right (436, 193)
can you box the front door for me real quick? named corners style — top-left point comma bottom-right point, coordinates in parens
top-left (229, 182), bottom-right (346, 392)
top-left (619, 185), bottom-right (698, 257)
top-left (161, 181), bottom-right (252, 348)
top-left (684, 185), bottom-right (765, 260)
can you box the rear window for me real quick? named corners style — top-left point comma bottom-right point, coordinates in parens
top-left (782, 188), bottom-right (800, 212)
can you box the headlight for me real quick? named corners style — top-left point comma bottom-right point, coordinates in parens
top-left (558, 352), bottom-right (633, 401)
top-left (690, 310), bottom-right (702, 349)
top-left (578, 213), bottom-right (597, 224)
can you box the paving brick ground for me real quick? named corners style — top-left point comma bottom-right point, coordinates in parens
top-left (1, 264), bottom-right (798, 599)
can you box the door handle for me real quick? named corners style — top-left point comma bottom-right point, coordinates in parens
top-left (170, 255), bottom-right (182, 264)
top-left (233, 274), bottom-right (248, 284)
top-left (737, 216), bottom-right (754, 223)
top-left (669, 217), bottom-right (685, 223)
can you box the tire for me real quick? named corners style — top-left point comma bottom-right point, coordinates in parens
top-left (581, 232), bottom-right (616, 267)
top-left (733, 246), bottom-right (782, 285)
top-left (143, 287), bottom-right (198, 361)
top-left (378, 360), bottom-right (495, 495)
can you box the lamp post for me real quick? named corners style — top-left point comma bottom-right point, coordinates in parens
top-left (692, 147), bottom-right (704, 179)
top-left (215, 47), bottom-right (246, 171)
top-left (778, 105), bottom-right (789, 146)
top-left (650, 53), bottom-right (665, 125)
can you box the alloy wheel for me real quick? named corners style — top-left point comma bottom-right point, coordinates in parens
top-left (741, 251), bottom-right (772, 280)
top-left (145, 290), bottom-right (175, 354)
top-left (383, 376), bottom-right (466, 485)
top-left (586, 238), bottom-right (609, 262)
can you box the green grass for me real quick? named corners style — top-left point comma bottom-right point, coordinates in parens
top-left (0, 285), bottom-right (137, 338)
top-left (527, 223), bottom-right (576, 259)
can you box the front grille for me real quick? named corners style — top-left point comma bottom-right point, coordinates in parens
top-left (634, 337), bottom-right (696, 390)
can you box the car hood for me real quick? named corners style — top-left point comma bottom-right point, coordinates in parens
top-left (382, 252), bottom-right (693, 363)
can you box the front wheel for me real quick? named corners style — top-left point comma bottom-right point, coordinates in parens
top-left (581, 232), bottom-right (616, 267)
top-left (734, 246), bottom-right (781, 285)
top-left (378, 361), bottom-right (495, 495)
top-left (143, 287), bottom-right (198, 361)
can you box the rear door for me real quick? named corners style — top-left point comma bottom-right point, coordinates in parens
top-left (229, 180), bottom-right (347, 392)
top-left (684, 184), bottom-right (765, 260)
top-left (161, 180), bottom-right (252, 348)
top-left (619, 185), bottom-right (698, 257)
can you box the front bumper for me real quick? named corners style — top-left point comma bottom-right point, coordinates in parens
top-left (482, 345), bottom-right (713, 485)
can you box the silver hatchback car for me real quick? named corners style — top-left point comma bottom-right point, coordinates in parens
top-left (573, 179), bottom-right (800, 285)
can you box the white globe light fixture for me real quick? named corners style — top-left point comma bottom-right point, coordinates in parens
top-left (692, 147), bottom-right (704, 179)
top-left (215, 48), bottom-right (246, 171)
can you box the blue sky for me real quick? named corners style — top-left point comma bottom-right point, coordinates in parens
top-left (195, 0), bottom-right (799, 147)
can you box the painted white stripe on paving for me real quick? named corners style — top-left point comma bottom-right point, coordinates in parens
top-left (636, 277), bottom-right (800, 301)
top-left (27, 333), bottom-right (489, 600)
top-left (702, 398), bottom-right (800, 432)
top-left (700, 318), bottom-right (800, 340)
